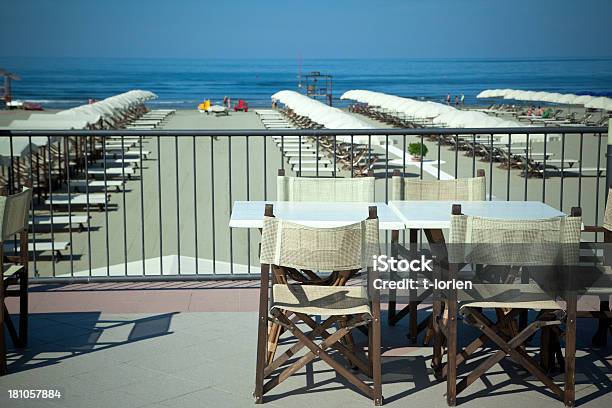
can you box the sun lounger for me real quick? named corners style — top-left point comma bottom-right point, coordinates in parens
top-left (104, 149), bottom-right (150, 158)
top-left (69, 179), bottom-right (124, 192)
top-left (31, 215), bottom-right (89, 231)
top-left (45, 193), bottom-right (110, 210)
top-left (282, 151), bottom-right (318, 157)
top-left (290, 166), bottom-right (335, 174)
top-left (87, 166), bottom-right (135, 179)
top-left (95, 157), bottom-right (141, 167)
top-left (288, 158), bottom-right (333, 165)
top-left (4, 241), bottom-right (70, 261)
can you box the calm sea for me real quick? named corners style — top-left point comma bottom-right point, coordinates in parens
top-left (2, 57), bottom-right (612, 109)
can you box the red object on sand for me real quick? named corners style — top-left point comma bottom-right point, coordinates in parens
top-left (23, 102), bottom-right (43, 111)
top-left (234, 99), bottom-right (248, 112)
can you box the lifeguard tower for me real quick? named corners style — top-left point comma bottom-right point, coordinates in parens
top-left (303, 71), bottom-right (333, 106)
top-left (1, 68), bottom-right (20, 109)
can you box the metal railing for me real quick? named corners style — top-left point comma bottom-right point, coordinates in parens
top-left (0, 126), bottom-right (608, 282)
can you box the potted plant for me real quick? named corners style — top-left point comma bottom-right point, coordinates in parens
top-left (408, 143), bottom-right (428, 161)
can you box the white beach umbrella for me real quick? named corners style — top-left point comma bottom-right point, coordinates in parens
top-left (541, 93), bottom-right (564, 103)
top-left (556, 94), bottom-right (579, 104)
top-left (572, 95), bottom-right (595, 106)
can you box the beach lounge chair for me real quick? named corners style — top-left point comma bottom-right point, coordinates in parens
top-left (69, 179), bottom-right (124, 192)
top-left (31, 215), bottom-right (89, 232)
top-left (3, 241), bottom-right (70, 261)
top-left (1, 188), bottom-right (32, 375)
top-left (44, 193), bottom-right (110, 211)
top-left (254, 203), bottom-right (382, 405)
top-left (388, 170), bottom-right (487, 343)
top-left (277, 169), bottom-right (375, 202)
top-left (437, 204), bottom-right (581, 406)
top-left (233, 99), bottom-right (249, 112)
top-left (87, 166), bottom-right (135, 179)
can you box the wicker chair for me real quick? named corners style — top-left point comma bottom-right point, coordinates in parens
top-left (1, 188), bottom-right (32, 376)
top-left (436, 204), bottom-right (582, 406)
top-left (388, 169), bottom-right (486, 343)
top-left (254, 204), bottom-right (382, 405)
top-left (581, 188), bottom-right (612, 346)
top-left (277, 169), bottom-right (375, 202)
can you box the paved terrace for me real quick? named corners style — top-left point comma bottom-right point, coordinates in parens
top-left (1, 284), bottom-right (610, 408)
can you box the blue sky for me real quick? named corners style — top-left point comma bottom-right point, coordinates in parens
top-left (2, 0), bottom-right (612, 59)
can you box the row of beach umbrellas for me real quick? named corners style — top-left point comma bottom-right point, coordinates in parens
top-left (272, 90), bottom-right (383, 144)
top-left (1, 90), bottom-right (157, 163)
top-left (341, 90), bottom-right (550, 144)
top-left (477, 89), bottom-right (612, 111)
top-left (272, 90), bottom-right (371, 130)
top-left (341, 90), bottom-right (524, 129)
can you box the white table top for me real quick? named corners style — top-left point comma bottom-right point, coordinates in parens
top-left (230, 201), bottom-right (404, 230)
top-left (389, 200), bottom-right (566, 230)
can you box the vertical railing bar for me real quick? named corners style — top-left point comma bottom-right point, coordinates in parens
top-left (157, 136), bottom-right (163, 275)
top-left (420, 135), bottom-right (424, 179)
top-left (228, 136), bottom-right (234, 274)
top-left (27, 136), bottom-right (37, 276)
top-left (281, 135), bottom-right (284, 170)
top-left (8, 135), bottom-right (14, 194)
top-left (210, 136), bottom-right (216, 274)
top-left (351, 135), bottom-right (354, 178)
top-left (385, 134), bottom-right (389, 202)
top-left (121, 136), bottom-right (127, 276)
top-left (489, 134), bottom-right (493, 200)
top-left (437, 133), bottom-right (441, 180)
top-left (263, 135), bottom-right (268, 198)
top-left (103, 139), bottom-right (109, 276)
top-left (139, 135), bottom-right (145, 276)
top-left (507, 134), bottom-right (511, 200)
top-left (560, 133), bottom-right (565, 211)
top-left (542, 133), bottom-right (547, 202)
top-left (47, 138), bottom-right (56, 276)
top-left (454, 134), bottom-right (459, 178)
top-left (193, 136), bottom-right (199, 275)
top-left (524, 134), bottom-right (530, 200)
top-left (472, 134), bottom-right (476, 176)
top-left (298, 134), bottom-right (302, 176)
top-left (65, 136), bottom-right (74, 276)
top-left (85, 136), bottom-right (91, 277)
top-left (246, 135), bottom-right (251, 273)
top-left (595, 132), bottom-right (602, 242)
top-left (316, 135), bottom-right (319, 178)
top-left (333, 135), bottom-right (337, 178)
top-left (578, 133), bottom-right (584, 207)
top-left (175, 136), bottom-right (181, 274)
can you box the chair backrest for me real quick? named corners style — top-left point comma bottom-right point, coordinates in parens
top-left (0, 188), bottom-right (32, 241)
top-left (390, 169), bottom-right (486, 201)
top-left (448, 204), bottom-right (582, 266)
top-left (277, 171), bottom-right (375, 202)
top-left (603, 188), bottom-right (612, 232)
top-left (260, 206), bottom-right (380, 271)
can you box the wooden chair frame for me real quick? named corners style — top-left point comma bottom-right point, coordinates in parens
top-left (254, 204), bottom-right (382, 405)
top-left (434, 204), bottom-right (580, 406)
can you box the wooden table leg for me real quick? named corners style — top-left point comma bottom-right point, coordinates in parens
top-left (388, 229), bottom-right (400, 325)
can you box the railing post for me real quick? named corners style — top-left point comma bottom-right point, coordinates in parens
top-left (607, 119), bottom-right (612, 199)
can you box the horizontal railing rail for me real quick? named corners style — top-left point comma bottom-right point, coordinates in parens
top-left (0, 125), bottom-right (608, 283)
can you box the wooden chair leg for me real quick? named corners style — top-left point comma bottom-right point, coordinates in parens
top-left (592, 300), bottom-right (610, 347)
top-left (388, 229), bottom-right (400, 326)
top-left (446, 299), bottom-right (458, 405)
top-left (17, 269), bottom-right (28, 348)
top-left (0, 282), bottom-right (6, 376)
top-left (565, 294), bottom-right (577, 407)
top-left (254, 264), bottom-right (270, 404)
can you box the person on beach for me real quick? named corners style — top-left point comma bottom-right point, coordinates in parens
top-left (461, 93), bottom-right (465, 105)
top-left (454, 95), bottom-right (459, 106)
top-left (446, 94), bottom-right (451, 105)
